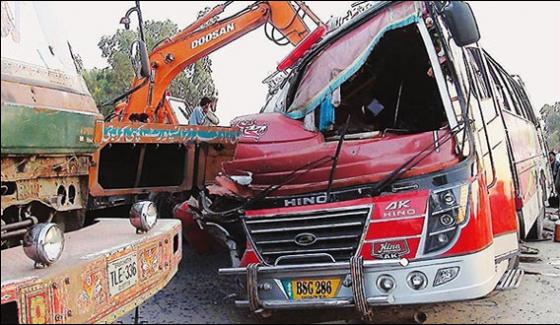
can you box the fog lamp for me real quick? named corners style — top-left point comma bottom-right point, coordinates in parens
top-left (407, 271), bottom-right (428, 290)
top-left (377, 275), bottom-right (396, 293)
top-left (434, 267), bottom-right (460, 287)
top-left (23, 223), bottom-right (65, 268)
top-left (130, 201), bottom-right (158, 233)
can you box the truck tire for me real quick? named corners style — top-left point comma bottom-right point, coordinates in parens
top-left (53, 209), bottom-right (86, 233)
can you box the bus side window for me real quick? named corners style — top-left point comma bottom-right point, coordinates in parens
top-left (486, 57), bottom-right (522, 118)
top-left (497, 69), bottom-right (527, 119)
top-left (508, 77), bottom-right (536, 123)
top-left (464, 48), bottom-right (497, 187)
top-left (465, 48), bottom-right (496, 121)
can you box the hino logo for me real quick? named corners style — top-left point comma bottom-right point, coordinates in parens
top-left (191, 23), bottom-right (235, 49)
top-left (372, 240), bottom-right (410, 259)
top-left (383, 199), bottom-right (416, 218)
top-left (294, 233), bottom-right (317, 247)
top-left (284, 194), bottom-right (328, 207)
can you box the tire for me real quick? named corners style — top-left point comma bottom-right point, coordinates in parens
top-left (149, 192), bottom-right (173, 219)
top-left (52, 209), bottom-right (86, 233)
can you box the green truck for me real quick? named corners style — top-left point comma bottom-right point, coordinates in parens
top-left (1, 2), bottom-right (181, 323)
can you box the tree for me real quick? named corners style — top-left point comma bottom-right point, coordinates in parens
top-left (541, 101), bottom-right (560, 151)
top-left (83, 19), bottom-right (216, 116)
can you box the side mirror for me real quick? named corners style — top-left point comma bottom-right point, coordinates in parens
top-left (120, 16), bottom-right (131, 30)
top-left (442, 1), bottom-right (481, 47)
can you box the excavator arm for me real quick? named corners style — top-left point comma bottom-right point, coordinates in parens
top-left (116, 1), bottom-right (322, 124)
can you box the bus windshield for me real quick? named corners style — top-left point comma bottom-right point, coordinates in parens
top-left (284, 2), bottom-right (448, 136)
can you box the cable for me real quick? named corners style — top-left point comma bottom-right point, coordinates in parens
top-left (99, 78), bottom-right (149, 119)
top-left (264, 6), bottom-right (303, 46)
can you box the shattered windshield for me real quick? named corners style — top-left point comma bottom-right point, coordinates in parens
top-left (280, 2), bottom-right (450, 136)
top-left (286, 2), bottom-right (421, 119)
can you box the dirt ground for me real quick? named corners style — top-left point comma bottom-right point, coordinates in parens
top-left (118, 210), bottom-right (560, 324)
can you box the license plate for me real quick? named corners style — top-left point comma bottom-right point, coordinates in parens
top-left (282, 278), bottom-right (342, 300)
top-left (107, 252), bottom-right (138, 296)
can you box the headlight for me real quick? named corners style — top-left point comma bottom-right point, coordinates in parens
top-left (424, 183), bottom-right (470, 254)
top-left (130, 201), bottom-right (158, 233)
top-left (23, 223), bottom-right (65, 268)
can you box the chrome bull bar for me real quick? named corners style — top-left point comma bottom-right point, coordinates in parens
top-left (220, 258), bottom-right (409, 320)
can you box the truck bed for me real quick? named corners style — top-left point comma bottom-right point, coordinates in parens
top-left (1, 219), bottom-right (181, 324)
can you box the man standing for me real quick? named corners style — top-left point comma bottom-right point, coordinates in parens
top-left (555, 150), bottom-right (560, 197)
top-left (549, 151), bottom-right (558, 177)
top-left (189, 97), bottom-right (212, 125)
top-left (204, 98), bottom-right (220, 126)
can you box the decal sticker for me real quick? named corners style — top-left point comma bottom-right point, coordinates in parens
top-left (383, 199), bottom-right (417, 218)
top-left (191, 23), bottom-right (235, 49)
top-left (232, 119), bottom-right (269, 141)
top-left (373, 191), bottom-right (430, 220)
top-left (1, 286), bottom-right (17, 304)
top-left (102, 124), bottom-right (239, 144)
top-left (371, 239), bottom-right (410, 259)
top-left (78, 263), bottom-right (108, 313)
top-left (139, 244), bottom-right (160, 281)
top-left (51, 280), bottom-right (66, 324)
top-left (27, 292), bottom-right (48, 324)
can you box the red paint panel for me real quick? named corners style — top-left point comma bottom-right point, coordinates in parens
top-left (365, 219), bottom-right (425, 240)
top-left (224, 113), bottom-right (460, 197)
top-left (240, 242), bottom-right (260, 266)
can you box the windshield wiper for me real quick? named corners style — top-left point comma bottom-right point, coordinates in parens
top-left (372, 123), bottom-right (465, 195)
top-left (326, 115), bottom-right (351, 202)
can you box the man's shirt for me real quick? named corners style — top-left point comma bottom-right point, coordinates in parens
top-left (189, 106), bottom-right (205, 125)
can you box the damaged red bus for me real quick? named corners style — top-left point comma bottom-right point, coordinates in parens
top-left (174, 1), bottom-right (553, 319)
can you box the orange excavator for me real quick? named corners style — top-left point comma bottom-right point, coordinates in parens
top-left (89, 1), bottom-right (324, 213)
top-left (111, 0), bottom-right (324, 124)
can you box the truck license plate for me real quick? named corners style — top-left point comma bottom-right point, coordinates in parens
top-left (283, 278), bottom-right (341, 300)
top-left (108, 252), bottom-right (138, 296)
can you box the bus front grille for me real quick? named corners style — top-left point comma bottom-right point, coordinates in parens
top-left (244, 205), bottom-right (371, 265)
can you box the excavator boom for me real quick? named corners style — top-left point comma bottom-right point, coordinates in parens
top-left (118, 1), bottom-right (321, 123)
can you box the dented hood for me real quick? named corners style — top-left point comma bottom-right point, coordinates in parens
top-left (219, 114), bottom-right (460, 197)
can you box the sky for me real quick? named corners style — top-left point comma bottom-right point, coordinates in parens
top-left (47, 1), bottom-right (560, 125)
